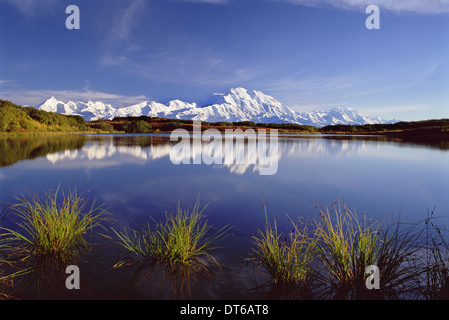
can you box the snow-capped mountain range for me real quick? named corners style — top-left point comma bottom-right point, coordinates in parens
top-left (34, 87), bottom-right (398, 127)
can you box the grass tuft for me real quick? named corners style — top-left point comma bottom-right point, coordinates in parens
top-left (310, 200), bottom-right (428, 299)
top-left (113, 199), bottom-right (230, 275)
top-left (312, 200), bottom-right (382, 297)
top-left (250, 205), bottom-right (315, 290)
top-left (1, 187), bottom-right (109, 260)
top-left (249, 200), bottom-right (437, 299)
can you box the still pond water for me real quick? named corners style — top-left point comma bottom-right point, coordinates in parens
top-left (0, 133), bottom-right (448, 299)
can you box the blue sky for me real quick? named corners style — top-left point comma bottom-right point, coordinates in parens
top-left (0, 0), bottom-right (448, 121)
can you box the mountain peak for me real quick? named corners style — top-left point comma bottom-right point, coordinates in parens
top-left (45, 96), bottom-right (61, 104)
top-left (213, 87), bottom-right (250, 98)
top-left (330, 106), bottom-right (349, 112)
top-left (229, 87), bottom-right (248, 94)
top-left (34, 88), bottom-right (399, 126)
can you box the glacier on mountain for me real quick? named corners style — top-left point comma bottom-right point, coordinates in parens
top-left (34, 87), bottom-right (398, 127)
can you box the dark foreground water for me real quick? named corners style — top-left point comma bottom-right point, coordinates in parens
top-left (0, 133), bottom-right (448, 299)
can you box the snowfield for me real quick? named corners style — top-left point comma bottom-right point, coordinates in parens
top-left (35, 87), bottom-right (398, 127)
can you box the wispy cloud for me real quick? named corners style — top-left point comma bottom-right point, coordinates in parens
top-left (255, 70), bottom-right (368, 110)
top-left (1, 87), bottom-right (150, 107)
top-left (258, 54), bottom-right (447, 112)
top-left (109, 0), bottom-right (147, 41)
top-left (99, 10), bottom-right (266, 88)
top-left (0, 0), bottom-right (60, 16)
top-left (101, 48), bottom-right (266, 87)
top-left (281, 0), bottom-right (449, 14)
top-left (361, 104), bottom-right (443, 121)
top-left (99, 0), bottom-right (147, 57)
top-left (364, 104), bottom-right (429, 115)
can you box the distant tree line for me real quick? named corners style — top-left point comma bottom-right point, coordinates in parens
top-left (320, 119), bottom-right (449, 135)
top-left (201, 120), bottom-right (319, 132)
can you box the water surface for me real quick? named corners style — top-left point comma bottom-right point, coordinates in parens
top-left (0, 133), bottom-right (448, 299)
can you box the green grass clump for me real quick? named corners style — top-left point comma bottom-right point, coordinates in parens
top-left (113, 200), bottom-right (230, 275)
top-left (250, 207), bottom-right (315, 289)
top-left (250, 200), bottom-right (432, 299)
top-left (1, 188), bottom-right (109, 260)
top-left (313, 201), bottom-right (381, 295)
top-left (313, 200), bottom-right (424, 299)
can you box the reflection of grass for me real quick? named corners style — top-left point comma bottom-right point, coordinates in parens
top-left (1, 207), bottom-right (32, 299)
top-left (250, 206), bottom-right (315, 290)
top-left (419, 210), bottom-right (449, 300)
top-left (1, 189), bottom-right (449, 300)
top-left (0, 269), bottom-right (27, 300)
top-left (250, 200), bottom-right (446, 300)
top-left (0, 209), bottom-right (16, 299)
top-left (0, 188), bottom-right (109, 298)
top-left (313, 200), bottom-right (424, 299)
top-left (1, 188), bottom-right (109, 260)
top-left (113, 199), bottom-right (230, 276)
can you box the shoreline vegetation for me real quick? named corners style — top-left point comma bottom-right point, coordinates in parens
top-left (1, 99), bottom-right (448, 138)
top-left (0, 190), bottom-right (448, 300)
